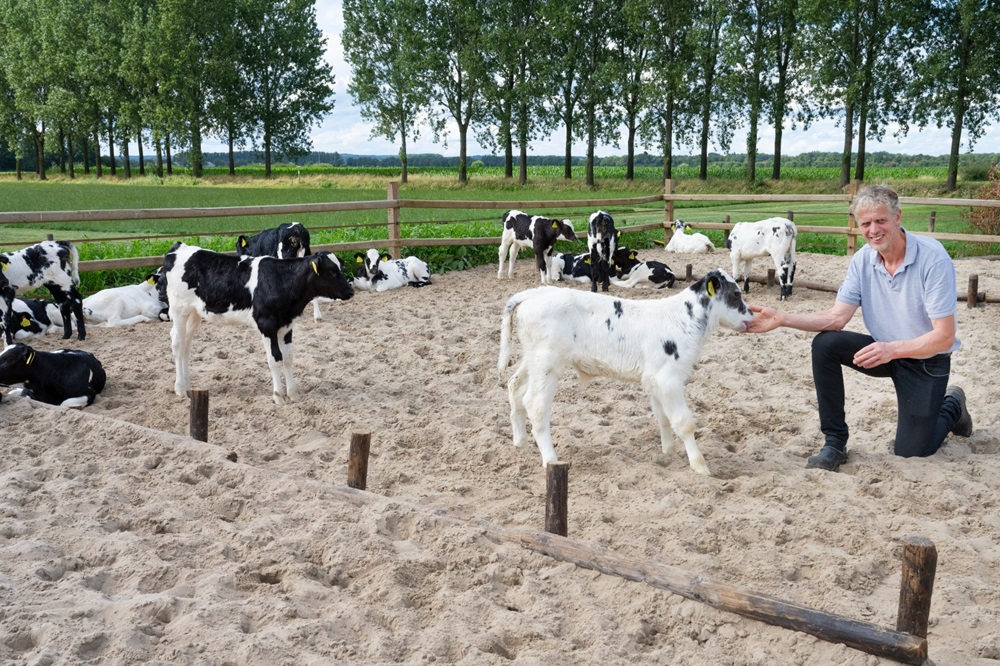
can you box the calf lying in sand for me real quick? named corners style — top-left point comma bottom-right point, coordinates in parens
top-left (498, 269), bottom-right (752, 475)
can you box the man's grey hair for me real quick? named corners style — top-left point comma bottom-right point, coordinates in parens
top-left (850, 184), bottom-right (900, 216)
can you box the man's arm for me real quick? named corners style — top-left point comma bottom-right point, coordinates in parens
top-left (746, 300), bottom-right (858, 334)
top-left (852, 315), bottom-right (955, 368)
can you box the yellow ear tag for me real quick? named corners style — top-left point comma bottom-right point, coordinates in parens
top-left (685, 225), bottom-right (692, 231)
top-left (629, 252), bottom-right (636, 259)
top-left (552, 222), bottom-right (558, 228)
top-left (26, 351), bottom-right (35, 365)
top-left (239, 238), bottom-right (246, 247)
top-left (146, 276), bottom-right (155, 285)
top-left (312, 261), bottom-right (319, 275)
top-left (707, 280), bottom-right (716, 298)
top-left (21, 316), bottom-right (31, 327)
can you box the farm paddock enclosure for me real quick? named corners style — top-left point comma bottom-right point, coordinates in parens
top-left (1, 251), bottom-right (999, 665)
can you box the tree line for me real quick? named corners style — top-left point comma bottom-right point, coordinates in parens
top-left (343, 0), bottom-right (1000, 190)
top-left (0, 0), bottom-right (333, 181)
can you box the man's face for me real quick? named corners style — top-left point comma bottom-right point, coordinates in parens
top-left (856, 204), bottom-right (902, 253)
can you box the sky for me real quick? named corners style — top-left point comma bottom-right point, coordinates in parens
top-left (209, 0), bottom-right (997, 158)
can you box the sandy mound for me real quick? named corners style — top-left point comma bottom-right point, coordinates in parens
top-left (2, 249), bottom-right (999, 665)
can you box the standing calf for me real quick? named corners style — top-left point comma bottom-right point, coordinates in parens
top-left (498, 210), bottom-right (578, 284)
top-left (0, 240), bottom-right (86, 344)
top-left (498, 269), bottom-right (752, 475)
top-left (0, 343), bottom-right (106, 407)
top-left (587, 210), bottom-right (618, 292)
top-left (726, 217), bottom-right (798, 300)
top-left (236, 222), bottom-right (326, 320)
top-left (163, 243), bottom-right (354, 404)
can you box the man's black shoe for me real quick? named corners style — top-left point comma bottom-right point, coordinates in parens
top-left (806, 446), bottom-right (848, 472)
top-left (946, 385), bottom-right (973, 437)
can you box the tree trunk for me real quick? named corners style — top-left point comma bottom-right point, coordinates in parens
top-left (122, 141), bottom-right (132, 179)
top-left (191, 118), bottom-right (203, 178)
top-left (400, 130), bottom-right (409, 184)
top-left (839, 101), bottom-right (854, 187)
top-left (228, 124), bottom-right (236, 176)
top-left (663, 93), bottom-right (674, 180)
top-left (747, 110), bottom-right (758, 183)
top-left (94, 128), bottom-right (103, 178)
top-left (166, 133), bottom-right (173, 175)
top-left (107, 118), bottom-right (116, 176)
top-left (563, 115), bottom-right (573, 179)
top-left (59, 128), bottom-right (66, 173)
top-left (15, 157), bottom-right (21, 180)
top-left (626, 114), bottom-right (636, 181)
top-left (855, 99), bottom-right (869, 182)
top-left (137, 131), bottom-right (145, 176)
top-left (699, 98), bottom-right (710, 180)
top-left (67, 133), bottom-right (75, 179)
top-left (518, 130), bottom-right (528, 186)
top-left (458, 121), bottom-right (469, 183)
top-left (946, 107), bottom-right (964, 192)
top-left (264, 129), bottom-right (272, 178)
top-left (586, 105), bottom-right (596, 187)
top-left (82, 135), bottom-right (91, 175)
top-left (34, 129), bottom-right (46, 180)
top-left (156, 138), bottom-right (164, 178)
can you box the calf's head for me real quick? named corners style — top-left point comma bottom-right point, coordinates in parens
top-left (354, 249), bottom-right (391, 279)
top-left (693, 269), bottom-right (753, 333)
top-left (554, 219), bottom-right (578, 242)
top-left (0, 343), bottom-right (34, 384)
top-left (312, 252), bottom-right (355, 301)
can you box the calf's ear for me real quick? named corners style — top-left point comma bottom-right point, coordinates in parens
top-left (380, 254), bottom-right (391, 262)
top-left (707, 276), bottom-right (719, 298)
top-left (354, 253), bottom-right (364, 262)
top-left (311, 259), bottom-right (320, 275)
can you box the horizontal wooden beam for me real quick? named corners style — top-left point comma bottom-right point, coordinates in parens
top-left (398, 195), bottom-right (664, 210)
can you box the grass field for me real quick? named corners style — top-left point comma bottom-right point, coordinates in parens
top-left (1, 170), bottom-right (995, 292)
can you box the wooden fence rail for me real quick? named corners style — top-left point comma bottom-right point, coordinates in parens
top-left (2, 179), bottom-right (998, 273)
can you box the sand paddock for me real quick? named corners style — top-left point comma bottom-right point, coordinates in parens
top-left (2, 250), bottom-right (999, 665)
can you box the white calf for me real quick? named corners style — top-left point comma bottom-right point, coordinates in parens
top-left (498, 269), bottom-right (752, 475)
top-left (83, 276), bottom-right (169, 326)
top-left (726, 217), bottom-right (797, 300)
top-left (666, 219), bottom-right (715, 254)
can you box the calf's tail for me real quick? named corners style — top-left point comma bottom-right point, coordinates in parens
top-left (69, 243), bottom-right (81, 286)
top-left (497, 290), bottom-right (533, 378)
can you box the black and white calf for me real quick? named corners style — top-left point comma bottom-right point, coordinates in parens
top-left (353, 249), bottom-right (432, 292)
top-left (82, 274), bottom-right (169, 326)
top-left (236, 221), bottom-right (312, 260)
top-left (163, 243), bottom-right (355, 404)
top-left (498, 269), bottom-right (752, 476)
top-left (726, 217), bottom-right (798, 300)
top-left (553, 246), bottom-right (641, 284)
top-left (1, 298), bottom-right (63, 339)
top-left (612, 259), bottom-right (677, 290)
top-left (497, 209), bottom-right (579, 284)
top-left (235, 222), bottom-right (327, 320)
top-left (0, 240), bottom-right (86, 344)
top-left (587, 210), bottom-right (618, 292)
top-left (0, 343), bottom-right (106, 407)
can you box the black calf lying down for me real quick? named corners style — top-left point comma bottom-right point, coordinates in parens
top-left (0, 343), bottom-right (106, 407)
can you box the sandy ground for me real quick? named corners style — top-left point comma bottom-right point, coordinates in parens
top-left (2, 247), bottom-right (999, 665)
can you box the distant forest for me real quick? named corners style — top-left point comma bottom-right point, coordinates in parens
top-left (3, 147), bottom-right (997, 174)
top-left (187, 150), bottom-right (999, 170)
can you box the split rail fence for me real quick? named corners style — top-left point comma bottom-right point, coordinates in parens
top-left (1, 179), bottom-right (998, 276)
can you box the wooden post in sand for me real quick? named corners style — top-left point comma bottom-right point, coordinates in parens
top-left (188, 390), bottom-right (208, 442)
top-left (968, 275), bottom-right (979, 309)
top-left (685, 263), bottom-right (693, 282)
top-left (347, 431), bottom-right (372, 490)
top-left (545, 462), bottom-right (570, 537)
top-left (767, 268), bottom-right (776, 287)
top-left (896, 536), bottom-right (937, 639)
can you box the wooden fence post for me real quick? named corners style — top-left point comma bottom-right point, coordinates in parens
top-left (896, 536), bottom-right (937, 639)
top-left (664, 179), bottom-right (675, 246)
top-left (846, 180), bottom-right (860, 257)
top-left (545, 462), bottom-right (570, 537)
top-left (187, 389), bottom-right (208, 442)
top-left (724, 214), bottom-right (731, 246)
top-left (968, 275), bottom-right (979, 309)
top-left (347, 431), bottom-right (372, 490)
top-left (928, 211), bottom-right (936, 232)
top-left (387, 181), bottom-right (401, 259)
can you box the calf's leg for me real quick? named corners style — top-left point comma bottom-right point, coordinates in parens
top-left (524, 362), bottom-right (560, 467)
top-left (649, 374), bottom-right (709, 475)
top-left (506, 361), bottom-right (532, 453)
